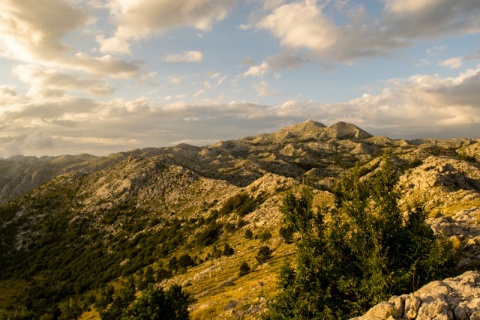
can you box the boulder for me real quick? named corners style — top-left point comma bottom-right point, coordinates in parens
top-left (352, 271), bottom-right (480, 320)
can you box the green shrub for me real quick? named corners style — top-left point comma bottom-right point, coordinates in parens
top-left (178, 254), bottom-right (195, 269)
top-left (258, 230), bottom-right (272, 242)
top-left (222, 244), bottom-right (234, 256)
top-left (256, 246), bottom-right (272, 264)
top-left (279, 226), bottom-right (294, 244)
top-left (122, 284), bottom-right (191, 320)
top-left (238, 262), bottom-right (251, 277)
top-left (196, 223), bottom-right (222, 247)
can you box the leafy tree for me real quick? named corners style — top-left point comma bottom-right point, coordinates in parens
top-left (177, 254), bottom-right (195, 269)
top-left (244, 229), bottom-right (253, 239)
top-left (238, 262), bottom-right (251, 276)
top-left (156, 268), bottom-right (173, 282)
top-left (263, 156), bottom-right (455, 319)
top-left (211, 246), bottom-right (222, 259)
top-left (100, 279), bottom-right (136, 320)
top-left (222, 243), bottom-right (234, 256)
top-left (168, 256), bottom-right (178, 272)
top-left (139, 266), bottom-right (156, 290)
top-left (0, 307), bottom-right (36, 320)
top-left (196, 223), bottom-right (222, 246)
top-left (58, 298), bottom-right (83, 320)
top-left (256, 246), bottom-right (273, 264)
top-left (279, 226), bottom-right (294, 244)
top-left (259, 230), bottom-right (272, 242)
top-left (123, 284), bottom-right (191, 320)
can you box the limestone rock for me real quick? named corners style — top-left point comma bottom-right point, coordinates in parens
top-left (352, 271), bottom-right (480, 320)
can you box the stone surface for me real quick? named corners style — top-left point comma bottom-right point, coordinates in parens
top-left (353, 271), bottom-right (480, 320)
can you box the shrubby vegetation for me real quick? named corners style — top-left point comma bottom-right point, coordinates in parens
top-left (279, 226), bottom-right (294, 244)
top-left (263, 156), bottom-right (456, 319)
top-left (238, 262), bottom-right (251, 277)
top-left (219, 192), bottom-right (266, 217)
top-left (0, 193), bottom-right (194, 318)
top-left (256, 246), bottom-right (273, 265)
top-left (122, 284), bottom-right (191, 320)
top-left (96, 279), bottom-right (191, 319)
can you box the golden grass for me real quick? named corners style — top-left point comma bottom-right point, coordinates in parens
top-left (79, 308), bottom-right (100, 320)
top-left (429, 198), bottom-right (480, 218)
top-left (175, 228), bottom-right (296, 319)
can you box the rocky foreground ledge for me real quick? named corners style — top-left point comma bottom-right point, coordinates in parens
top-left (353, 271), bottom-right (480, 320)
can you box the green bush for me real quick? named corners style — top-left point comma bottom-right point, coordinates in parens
top-left (238, 262), bottom-right (251, 277)
top-left (122, 284), bottom-right (191, 320)
top-left (196, 223), bottom-right (222, 247)
top-left (258, 230), bottom-right (272, 242)
top-left (279, 226), bottom-right (294, 244)
top-left (263, 156), bottom-right (456, 319)
top-left (178, 254), bottom-right (195, 269)
top-left (222, 243), bottom-right (234, 256)
top-left (256, 246), bottom-right (272, 264)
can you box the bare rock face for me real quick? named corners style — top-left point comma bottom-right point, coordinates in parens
top-left (352, 271), bottom-right (480, 320)
top-left (0, 154), bottom-right (98, 204)
top-left (400, 156), bottom-right (480, 212)
top-left (319, 121), bottom-right (373, 140)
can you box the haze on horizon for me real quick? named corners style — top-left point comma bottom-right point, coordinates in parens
top-left (0, 0), bottom-right (479, 157)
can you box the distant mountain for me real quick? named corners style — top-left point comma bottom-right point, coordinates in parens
top-left (0, 121), bottom-right (479, 319)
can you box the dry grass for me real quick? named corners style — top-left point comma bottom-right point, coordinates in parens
top-left (168, 228), bottom-right (296, 319)
top-left (429, 198), bottom-right (480, 218)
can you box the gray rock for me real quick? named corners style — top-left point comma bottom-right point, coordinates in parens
top-left (353, 271), bottom-right (480, 320)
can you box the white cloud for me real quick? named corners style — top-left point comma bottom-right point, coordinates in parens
top-left (254, 81), bottom-right (279, 97)
top-left (255, 1), bottom-right (339, 51)
top-left (193, 89), bottom-right (205, 98)
top-left (0, 0), bottom-right (88, 60)
top-left (0, 0), bottom-right (142, 77)
top-left (163, 51), bottom-right (203, 63)
top-left (169, 76), bottom-right (183, 85)
top-left (416, 59), bottom-right (431, 67)
top-left (13, 64), bottom-right (113, 97)
top-left (216, 76), bottom-right (228, 87)
top-left (244, 52), bottom-right (309, 77)
top-left (248, 0), bottom-right (480, 62)
top-left (427, 45), bottom-right (447, 56)
top-left (0, 86), bottom-right (22, 107)
top-left (439, 57), bottom-right (463, 69)
top-left (244, 62), bottom-right (269, 77)
top-left (385, 0), bottom-right (441, 13)
top-left (98, 0), bottom-right (235, 54)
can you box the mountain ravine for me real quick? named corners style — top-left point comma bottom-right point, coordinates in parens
top-left (0, 120), bottom-right (479, 319)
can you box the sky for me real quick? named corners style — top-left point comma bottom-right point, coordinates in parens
top-left (0, 0), bottom-right (480, 157)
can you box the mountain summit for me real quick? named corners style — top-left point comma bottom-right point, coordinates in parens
top-left (0, 121), bottom-right (479, 319)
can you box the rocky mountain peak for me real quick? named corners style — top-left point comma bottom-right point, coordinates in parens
top-left (271, 120), bottom-right (372, 142)
top-left (282, 119), bottom-right (327, 132)
top-left (320, 121), bottom-right (373, 140)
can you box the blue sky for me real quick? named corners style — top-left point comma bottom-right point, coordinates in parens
top-left (0, 0), bottom-right (479, 156)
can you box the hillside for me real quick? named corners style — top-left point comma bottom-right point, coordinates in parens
top-left (0, 120), bottom-right (479, 319)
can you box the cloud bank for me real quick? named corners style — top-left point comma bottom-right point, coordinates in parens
top-left (1, 65), bottom-right (479, 157)
top-left (247, 0), bottom-right (480, 63)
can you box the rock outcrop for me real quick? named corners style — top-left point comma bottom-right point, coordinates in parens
top-left (353, 271), bottom-right (480, 320)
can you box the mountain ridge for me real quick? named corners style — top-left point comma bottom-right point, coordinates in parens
top-left (0, 121), bottom-right (479, 319)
